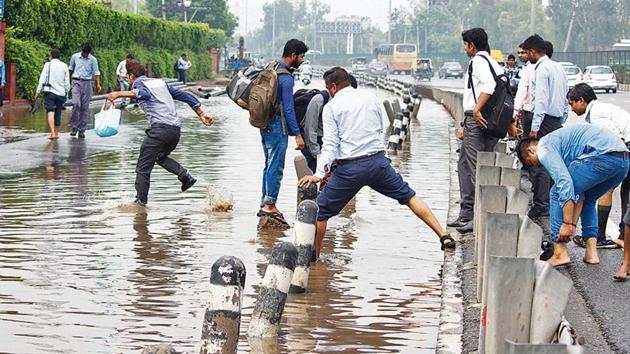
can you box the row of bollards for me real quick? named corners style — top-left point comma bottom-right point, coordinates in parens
top-left (471, 150), bottom-right (578, 354)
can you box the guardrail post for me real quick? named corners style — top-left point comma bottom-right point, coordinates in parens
top-left (530, 262), bottom-right (572, 344)
top-left (383, 100), bottom-right (396, 125)
top-left (289, 200), bottom-right (318, 294)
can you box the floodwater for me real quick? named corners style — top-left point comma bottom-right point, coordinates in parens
top-left (0, 80), bottom-right (451, 353)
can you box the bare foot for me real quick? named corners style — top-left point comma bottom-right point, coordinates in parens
top-left (614, 263), bottom-right (629, 281)
top-left (48, 135), bottom-right (58, 140)
top-left (547, 254), bottom-right (571, 267)
top-left (584, 239), bottom-right (600, 264)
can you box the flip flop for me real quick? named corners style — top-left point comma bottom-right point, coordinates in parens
top-left (440, 234), bottom-right (456, 251)
top-left (257, 210), bottom-right (289, 225)
top-left (552, 262), bottom-right (572, 268)
top-left (582, 258), bottom-right (600, 265)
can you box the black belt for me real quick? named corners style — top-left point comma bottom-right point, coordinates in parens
top-left (72, 78), bottom-right (92, 81)
top-left (544, 114), bottom-right (561, 120)
top-left (337, 151), bottom-right (385, 165)
top-left (607, 151), bottom-right (630, 159)
top-left (151, 123), bottom-right (180, 129)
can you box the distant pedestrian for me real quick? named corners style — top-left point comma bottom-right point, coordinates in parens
top-left (256, 39), bottom-right (307, 225)
top-left (517, 124), bottom-right (629, 267)
top-left (505, 54), bottom-right (519, 81)
top-left (106, 62), bottom-right (214, 206)
top-left (568, 83), bottom-right (630, 249)
top-left (34, 49), bottom-right (70, 140)
top-left (116, 54), bottom-right (134, 91)
top-left (298, 67), bottom-right (454, 259)
top-left (520, 35), bottom-right (568, 221)
top-left (68, 42), bottom-right (102, 139)
top-left (0, 59), bottom-right (5, 107)
top-left (177, 54), bottom-right (192, 84)
top-left (448, 28), bottom-right (504, 233)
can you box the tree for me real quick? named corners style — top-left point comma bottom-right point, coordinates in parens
top-left (145, 0), bottom-right (237, 38)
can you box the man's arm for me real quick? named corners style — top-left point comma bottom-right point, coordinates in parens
top-left (92, 57), bottom-right (102, 93)
top-left (64, 65), bottom-right (70, 94)
top-left (303, 95), bottom-right (324, 155)
top-left (279, 74), bottom-right (301, 136)
top-left (35, 62), bottom-right (48, 97)
top-left (167, 85), bottom-right (201, 110)
top-left (538, 146), bottom-right (575, 208)
top-left (315, 105), bottom-right (339, 178)
top-left (531, 64), bottom-right (550, 134)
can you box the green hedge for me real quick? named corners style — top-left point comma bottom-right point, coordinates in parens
top-left (5, 0), bottom-right (225, 54)
top-left (4, 0), bottom-right (224, 100)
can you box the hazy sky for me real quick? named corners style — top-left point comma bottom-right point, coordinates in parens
top-left (227, 0), bottom-right (413, 35)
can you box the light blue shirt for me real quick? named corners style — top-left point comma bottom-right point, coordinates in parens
top-left (69, 52), bottom-right (100, 80)
top-left (316, 87), bottom-right (385, 178)
top-left (0, 60), bottom-right (5, 85)
top-left (531, 56), bottom-right (569, 132)
top-left (538, 124), bottom-right (628, 205)
top-left (132, 76), bottom-right (201, 127)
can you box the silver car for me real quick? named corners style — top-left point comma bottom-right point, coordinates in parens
top-left (562, 66), bottom-right (583, 89)
top-left (583, 65), bottom-right (618, 93)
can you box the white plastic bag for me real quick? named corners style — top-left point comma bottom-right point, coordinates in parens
top-left (94, 103), bottom-right (121, 137)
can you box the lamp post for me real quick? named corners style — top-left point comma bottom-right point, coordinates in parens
top-left (183, 0), bottom-right (192, 22)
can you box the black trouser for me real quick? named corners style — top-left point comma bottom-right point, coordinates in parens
top-left (457, 114), bottom-right (499, 220)
top-left (44, 92), bottom-right (67, 126)
top-left (178, 69), bottom-right (188, 84)
top-left (135, 124), bottom-right (185, 204)
top-left (619, 145), bottom-right (630, 234)
top-left (521, 111), bottom-right (563, 216)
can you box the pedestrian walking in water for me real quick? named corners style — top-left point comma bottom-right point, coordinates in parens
top-left (176, 54), bottom-right (192, 84)
top-left (298, 67), bottom-right (454, 259)
top-left (517, 124), bottom-right (629, 267)
top-left (34, 49), bottom-right (70, 140)
top-left (567, 83), bottom-right (630, 249)
top-left (68, 42), bottom-right (101, 139)
top-left (449, 28), bottom-right (503, 233)
top-left (106, 62), bottom-right (214, 206)
top-left (116, 54), bottom-right (134, 104)
top-left (257, 39), bottom-right (307, 225)
top-left (520, 35), bottom-right (568, 222)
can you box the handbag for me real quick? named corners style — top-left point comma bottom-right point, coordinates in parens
top-left (468, 54), bottom-right (515, 138)
top-left (94, 102), bottom-right (121, 137)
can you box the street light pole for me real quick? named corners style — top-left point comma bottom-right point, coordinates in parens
top-left (161, 0), bottom-right (166, 19)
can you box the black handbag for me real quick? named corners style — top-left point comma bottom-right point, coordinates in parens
top-left (468, 55), bottom-right (515, 138)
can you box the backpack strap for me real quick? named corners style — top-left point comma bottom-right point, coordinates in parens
top-left (320, 90), bottom-right (330, 104)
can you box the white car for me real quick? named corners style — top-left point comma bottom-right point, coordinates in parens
top-left (557, 61), bottom-right (575, 67)
top-left (583, 65), bottom-right (618, 93)
top-left (562, 66), bottom-right (583, 89)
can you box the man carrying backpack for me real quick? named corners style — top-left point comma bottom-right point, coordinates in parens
top-left (257, 39), bottom-right (308, 225)
top-left (295, 75), bottom-right (358, 173)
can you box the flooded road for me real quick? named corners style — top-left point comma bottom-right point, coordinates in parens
top-left (0, 81), bottom-right (452, 353)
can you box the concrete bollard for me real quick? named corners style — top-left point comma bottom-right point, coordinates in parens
top-left (494, 140), bottom-right (508, 154)
top-left (200, 256), bottom-right (247, 354)
top-left (411, 99), bottom-right (421, 120)
top-left (530, 262), bottom-right (572, 344)
top-left (473, 166), bottom-right (502, 239)
top-left (383, 100), bottom-right (396, 125)
top-left (477, 151), bottom-right (498, 167)
top-left (495, 153), bottom-right (516, 168)
top-left (289, 200), bottom-right (318, 294)
top-left (388, 114), bottom-right (402, 150)
top-left (402, 93), bottom-right (411, 104)
top-left (247, 242), bottom-right (298, 338)
top-left (392, 99), bottom-right (402, 115)
top-left (504, 340), bottom-right (575, 354)
top-left (294, 155), bottom-right (313, 179)
top-left (396, 112), bottom-right (406, 146)
top-left (482, 256), bottom-right (535, 354)
top-left (297, 183), bottom-right (318, 204)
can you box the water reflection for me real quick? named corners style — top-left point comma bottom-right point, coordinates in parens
top-left (0, 85), bottom-right (450, 353)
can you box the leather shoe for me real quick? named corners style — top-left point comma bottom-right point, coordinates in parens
top-left (70, 128), bottom-right (77, 137)
top-left (447, 217), bottom-right (471, 228)
top-left (179, 171), bottom-right (197, 192)
top-left (456, 220), bottom-right (474, 234)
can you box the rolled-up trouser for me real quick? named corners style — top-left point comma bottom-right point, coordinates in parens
top-left (135, 123), bottom-right (185, 204)
top-left (457, 115), bottom-right (498, 220)
top-left (260, 115), bottom-right (288, 206)
top-left (69, 79), bottom-right (93, 132)
top-left (521, 111), bottom-right (563, 216)
top-left (550, 153), bottom-right (629, 242)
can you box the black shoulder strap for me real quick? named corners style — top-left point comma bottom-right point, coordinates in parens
top-left (320, 90), bottom-right (330, 104)
top-left (535, 59), bottom-right (543, 71)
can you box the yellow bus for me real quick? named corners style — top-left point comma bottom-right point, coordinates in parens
top-left (375, 43), bottom-right (418, 74)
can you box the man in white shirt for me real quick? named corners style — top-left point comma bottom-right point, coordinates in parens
top-left (298, 67), bottom-right (454, 259)
top-left (177, 54), bottom-right (192, 84)
top-left (116, 54), bottom-right (134, 104)
top-left (568, 83), bottom-right (630, 249)
top-left (34, 49), bottom-right (70, 140)
top-left (449, 28), bottom-right (503, 233)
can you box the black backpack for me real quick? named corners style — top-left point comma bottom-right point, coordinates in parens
top-left (468, 55), bottom-right (514, 138)
top-left (293, 89), bottom-right (330, 131)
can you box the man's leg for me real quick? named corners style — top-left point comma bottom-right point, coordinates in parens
top-left (596, 190), bottom-right (613, 243)
top-left (547, 185), bottom-right (573, 266)
top-left (78, 81), bottom-right (92, 135)
top-left (260, 118), bottom-right (288, 213)
top-left (530, 117), bottom-right (563, 217)
top-left (153, 127), bottom-right (194, 189)
top-left (301, 147), bottom-right (317, 173)
top-left (614, 212), bottom-right (630, 280)
top-left (618, 169), bottom-right (630, 239)
top-left (134, 129), bottom-right (162, 204)
top-left (53, 95), bottom-right (64, 137)
top-left (69, 81), bottom-right (81, 134)
top-left (260, 130), bottom-right (270, 207)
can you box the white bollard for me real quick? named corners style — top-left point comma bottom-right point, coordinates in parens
top-left (200, 256), bottom-right (246, 354)
top-left (505, 186), bottom-right (530, 215)
top-left (247, 242), bottom-right (298, 338)
top-left (289, 200), bottom-right (318, 294)
top-left (530, 262), bottom-right (573, 344)
top-left (482, 256), bottom-right (536, 354)
top-left (477, 151), bottom-right (498, 167)
top-left (501, 167), bottom-right (522, 188)
top-left (504, 340), bottom-right (575, 354)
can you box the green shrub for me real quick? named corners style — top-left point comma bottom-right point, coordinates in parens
top-left (5, 36), bottom-right (50, 100)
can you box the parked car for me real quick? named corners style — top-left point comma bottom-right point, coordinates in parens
top-left (368, 59), bottom-right (388, 76)
top-left (562, 66), bottom-right (583, 89)
top-left (583, 65), bottom-right (618, 93)
top-left (351, 56), bottom-right (368, 72)
top-left (438, 61), bottom-right (464, 79)
top-left (557, 61), bottom-right (575, 67)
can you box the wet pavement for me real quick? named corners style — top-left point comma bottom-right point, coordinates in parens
top-left (0, 81), bottom-right (452, 353)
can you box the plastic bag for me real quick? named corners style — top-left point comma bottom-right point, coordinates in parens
top-left (94, 104), bottom-right (121, 137)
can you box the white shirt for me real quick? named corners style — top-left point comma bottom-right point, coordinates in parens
top-left (583, 100), bottom-right (630, 143)
top-left (316, 87), bottom-right (385, 178)
top-left (463, 51), bottom-right (504, 111)
top-left (177, 57), bottom-right (192, 70)
top-left (36, 58), bottom-right (70, 97)
top-left (514, 62), bottom-right (534, 114)
top-left (116, 60), bottom-right (127, 79)
top-left (299, 64), bottom-right (313, 75)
